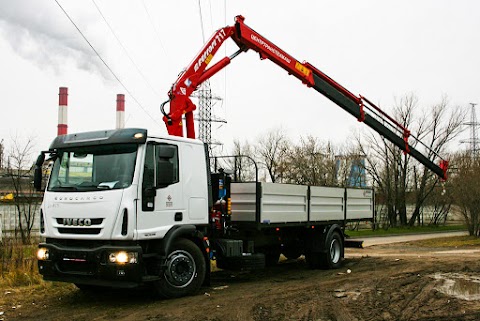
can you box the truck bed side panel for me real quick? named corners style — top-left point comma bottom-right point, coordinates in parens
top-left (230, 183), bottom-right (308, 223)
top-left (260, 183), bottom-right (308, 224)
top-left (309, 186), bottom-right (345, 221)
top-left (230, 183), bottom-right (257, 222)
top-left (346, 188), bottom-right (374, 220)
top-left (231, 183), bottom-right (374, 224)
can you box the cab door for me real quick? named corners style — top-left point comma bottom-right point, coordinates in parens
top-left (136, 141), bottom-right (185, 238)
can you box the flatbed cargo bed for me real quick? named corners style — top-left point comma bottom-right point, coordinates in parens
top-left (230, 182), bottom-right (374, 226)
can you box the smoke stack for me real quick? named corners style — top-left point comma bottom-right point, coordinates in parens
top-left (58, 87), bottom-right (68, 136)
top-left (116, 94), bottom-right (125, 129)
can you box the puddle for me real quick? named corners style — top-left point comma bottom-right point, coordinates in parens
top-left (431, 273), bottom-right (480, 301)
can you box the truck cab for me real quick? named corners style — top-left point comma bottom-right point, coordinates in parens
top-left (36, 128), bottom-right (211, 297)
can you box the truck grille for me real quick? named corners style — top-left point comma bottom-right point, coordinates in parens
top-left (57, 228), bottom-right (102, 235)
top-left (55, 218), bottom-right (104, 225)
top-left (55, 218), bottom-right (103, 235)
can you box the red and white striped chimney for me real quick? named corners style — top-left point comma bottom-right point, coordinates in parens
top-left (116, 94), bottom-right (125, 129)
top-left (57, 87), bottom-right (68, 136)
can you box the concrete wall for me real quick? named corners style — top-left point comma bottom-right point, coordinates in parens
top-left (0, 203), bottom-right (41, 240)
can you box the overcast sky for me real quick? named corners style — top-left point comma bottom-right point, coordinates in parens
top-left (1, 0), bottom-right (479, 158)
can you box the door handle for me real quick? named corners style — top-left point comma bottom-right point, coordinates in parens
top-left (174, 212), bottom-right (183, 221)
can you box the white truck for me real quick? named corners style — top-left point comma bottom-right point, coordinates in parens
top-left (34, 15), bottom-right (447, 298)
top-left (35, 128), bottom-right (373, 298)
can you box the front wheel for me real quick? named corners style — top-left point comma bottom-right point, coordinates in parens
top-left (153, 238), bottom-right (206, 298)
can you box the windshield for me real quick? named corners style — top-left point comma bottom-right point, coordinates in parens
top-left (47, 144), bottom-right (138, 192)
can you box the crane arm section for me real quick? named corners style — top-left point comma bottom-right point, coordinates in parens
top-left (162, 15), bottom-right (448, 180)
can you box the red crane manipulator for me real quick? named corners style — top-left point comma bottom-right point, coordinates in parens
top-left (160, 15), bottom-right (449, 181)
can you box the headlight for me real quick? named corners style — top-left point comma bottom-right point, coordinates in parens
top-left (108, 251), bottom-right (138, 264)
top-left (37, 248), bottom-right (50, 260)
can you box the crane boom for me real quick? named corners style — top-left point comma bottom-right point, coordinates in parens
top-left (161, 15), bottom-right (448, 180)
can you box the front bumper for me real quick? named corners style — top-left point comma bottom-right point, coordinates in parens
top-left (37, 242), bottom-right (144, 288)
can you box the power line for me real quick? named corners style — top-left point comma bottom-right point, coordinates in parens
top-left (198, 0), bottom-right (206, 42)
top-left (141, 0), bottom-right (169, 60)
top-left (91, 0), bottom-right (161, 98)
top-left (209, 0), bottom-right (213, 33)
top-left (53, 0), bottom-right (160, 126)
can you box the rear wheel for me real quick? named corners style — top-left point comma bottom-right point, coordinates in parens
top-left (306, 230), bottom-right (344, 270)
top-left (319, 231), bottom-right (344, 269)
top-left (153, 238), bottom-right (206, 298)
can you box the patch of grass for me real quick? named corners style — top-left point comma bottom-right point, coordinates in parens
top-left (0, 239), bottom-right (43, 287)
top-left (346, 224), bottom-right (467, 238)
top-left (413, 235), bottom-right (480, 248)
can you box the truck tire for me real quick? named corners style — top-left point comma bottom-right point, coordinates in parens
top-left (306, 230), bottom-right (344, 269)
top-left (319, 230), bottom-right (344, 269)
top-left (153, 238), bottom-right (206, 298)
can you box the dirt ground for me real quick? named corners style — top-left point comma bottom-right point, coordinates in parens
top-left (1, 239), bottom-right (480, 321)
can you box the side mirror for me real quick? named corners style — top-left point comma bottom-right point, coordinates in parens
top-left (33, 153), bottom-right (45, 191)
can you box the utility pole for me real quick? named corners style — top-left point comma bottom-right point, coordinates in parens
top-left (197, 81), bottom-right (213, 151)
top-left (196, 1), bottom-right (226, 156)
top-left (196, 82), bottom-right (226, 156)
top-left (461, 103), bottom-right (479, 159)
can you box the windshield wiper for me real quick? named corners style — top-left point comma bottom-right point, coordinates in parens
top-left (98, 181), bottom-right (118, 189)
top-left (50, 186), bottom-right (78, 191)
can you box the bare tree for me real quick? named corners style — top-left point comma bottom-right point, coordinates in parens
top-left (356, 125), bottom-right (405, 227)
top-left (356, 94), bottom-right (464, 228)
top-left (424, 183), bottom-right (451, 226)
top-left (449, 152), bottom-right (480, 236)
top-left (255, 127), bottom-right (290, 183)
top-left (408, 96), bottom-right (465, 226)
top-left (217, 139), bottom-right (256, 182)
top-left (282, 136), bottom-right (338, 186)
top-left (5, 135), bottom-right (40, 244)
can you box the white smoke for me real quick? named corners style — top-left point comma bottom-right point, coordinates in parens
top-left (0, 0), bottom-right (111, 78)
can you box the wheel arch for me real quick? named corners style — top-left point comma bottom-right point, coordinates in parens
top-left (326, 224), bottom-right (344, 242)
top-left (308, 223), bottom-right (344, 254)
top-left (160, 225), bottom-right (197, 256)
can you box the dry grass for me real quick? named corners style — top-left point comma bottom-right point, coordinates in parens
top-left (0, 239), bottom-right (43, 287)
top-left (414, 235), bottom-right (480, 248)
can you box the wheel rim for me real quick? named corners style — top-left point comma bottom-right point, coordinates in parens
top-left (330, 238), bottom-right (341, 264)
top-left (164, 250), bottom-right (197, 288)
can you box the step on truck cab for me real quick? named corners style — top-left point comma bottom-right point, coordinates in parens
top-left (35, 128), bottom-right (374, 298)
